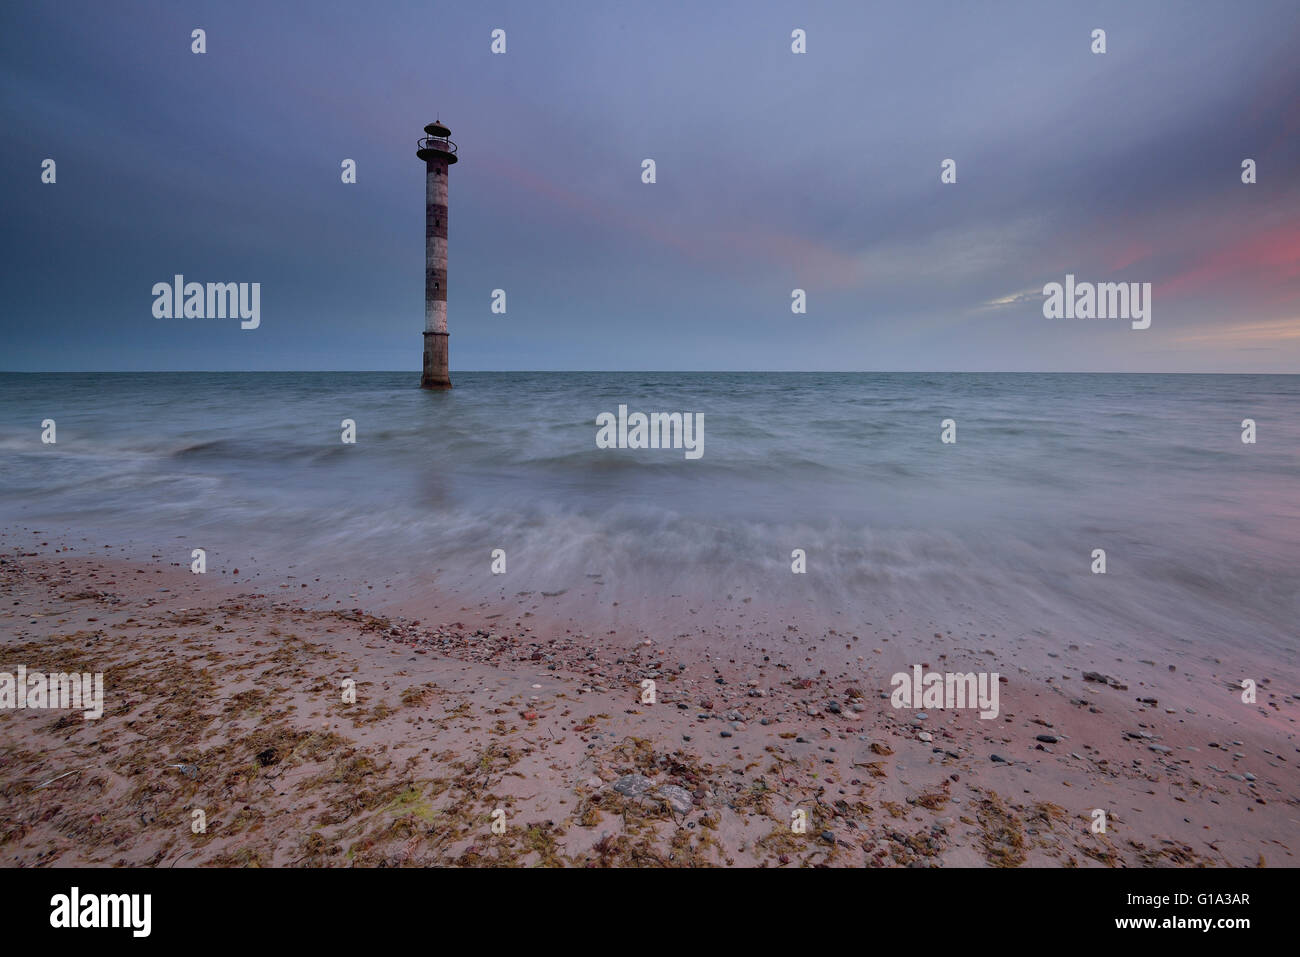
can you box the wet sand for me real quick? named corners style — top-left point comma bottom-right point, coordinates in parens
top-left (1, 531), bottom-right (1296, 867)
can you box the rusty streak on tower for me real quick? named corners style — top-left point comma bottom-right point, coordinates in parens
top-left (417, 121), bottom-right (457, 389)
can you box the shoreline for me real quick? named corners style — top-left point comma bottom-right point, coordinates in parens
top-left (1, 539), bottom-right (1295, 867)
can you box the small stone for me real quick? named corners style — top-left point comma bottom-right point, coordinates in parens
top-left (1035, 734), bottom-right (1059, 744)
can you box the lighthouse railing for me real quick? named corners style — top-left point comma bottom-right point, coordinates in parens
top-left (418, 136), bottom-right (457, 154)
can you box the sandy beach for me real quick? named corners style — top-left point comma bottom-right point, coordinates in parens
top-left (2, 527), bottom-right (1295, 868)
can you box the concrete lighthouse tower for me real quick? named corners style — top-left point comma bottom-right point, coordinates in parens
top-left (417, 121), bottom-right (458, 389)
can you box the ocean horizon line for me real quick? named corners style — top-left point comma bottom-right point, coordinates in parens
top-left (3, 369), bottom-right (1298, 377)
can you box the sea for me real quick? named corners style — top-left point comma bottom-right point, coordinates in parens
top-left (2, 371), bottom-right (1296, 667)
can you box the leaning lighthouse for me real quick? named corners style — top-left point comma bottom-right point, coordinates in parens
top-left (417, 121), bottom-right (458, 389)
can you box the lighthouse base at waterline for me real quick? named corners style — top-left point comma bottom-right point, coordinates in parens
top-left (420, 331), bottom-right (451, 390)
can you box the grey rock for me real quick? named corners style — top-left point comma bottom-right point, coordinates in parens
top-left (613, 774), bottom-right (654, 797)
top-left (657, 784), bottom-right (693, 814)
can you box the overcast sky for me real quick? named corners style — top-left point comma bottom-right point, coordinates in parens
top-left (3, 0), bottom-right (1298, 372)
